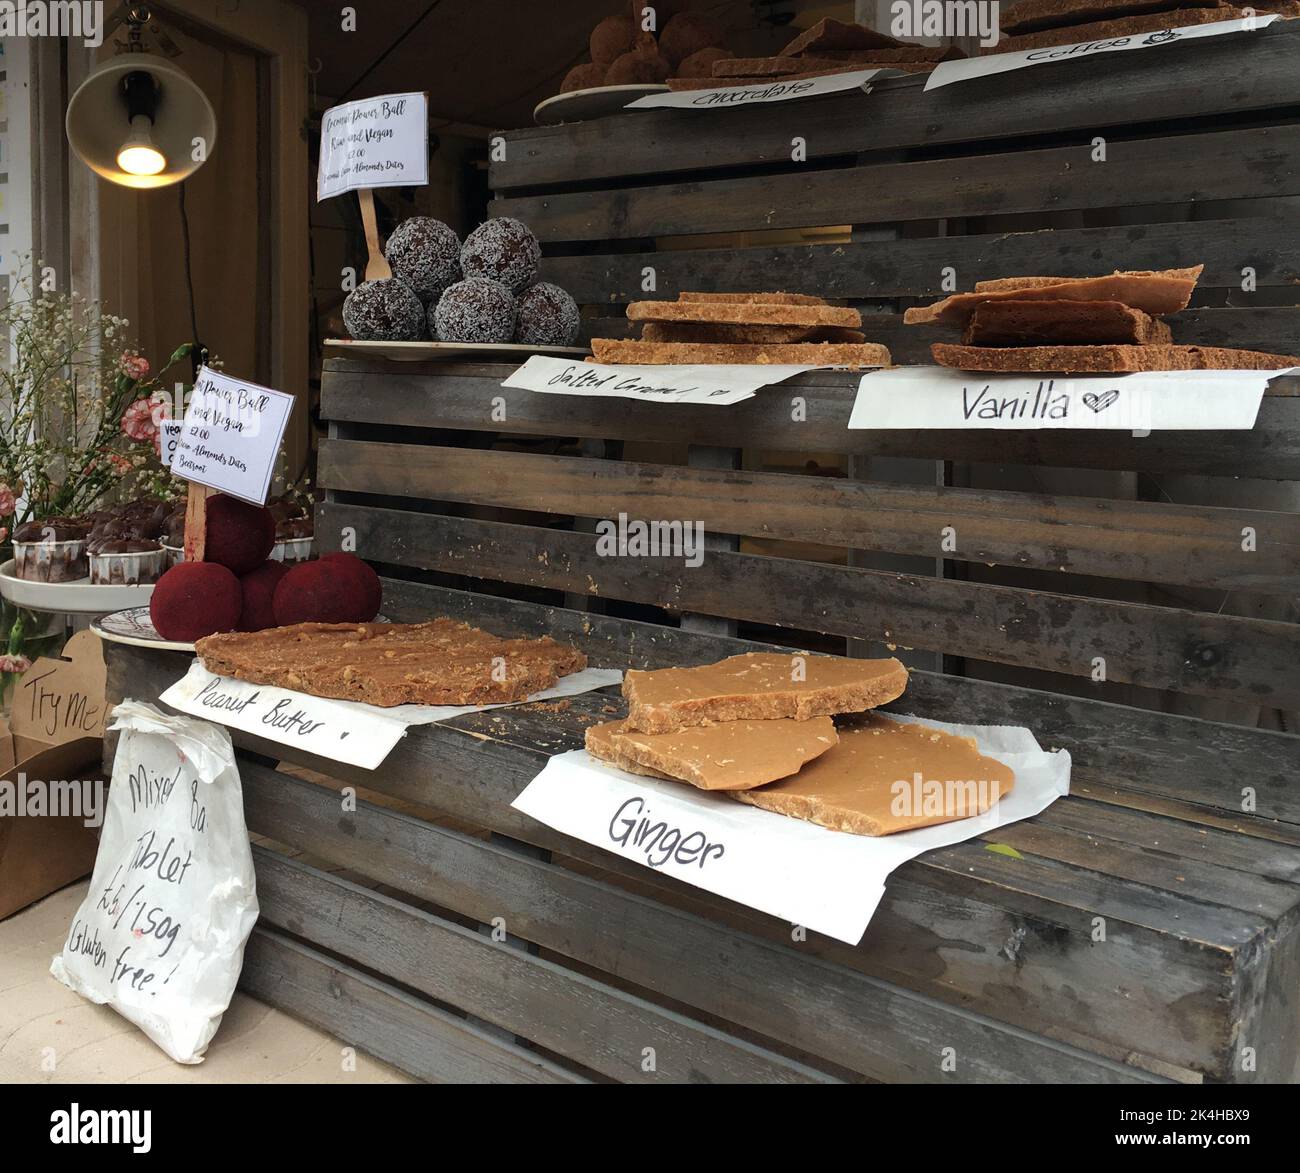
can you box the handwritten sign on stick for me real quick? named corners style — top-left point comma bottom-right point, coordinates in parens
top-left (172, 366), bottom-right (294, 505)
top-left (11, 630), bottom-right (107, 747)
top-left (317, 91), bottom-right (429, 201)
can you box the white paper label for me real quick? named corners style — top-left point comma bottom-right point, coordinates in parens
top-left (513, 715), bottom-right (1071, 945)
top-left (849, 365), bottom-right (1291, 431)
top-left (161, 662), bottom-right (624, 771)
top-left (317, 91), bottom-right (429, 201)
top-left (625, 68), bottom-right (884, 110)
top-left (503, 356), bottom-right (832, 406)
top-left (172, 366), bottom-right (294, 505)
top-left (160, 420), bottom-right (184, 468)
top-left (926, 16), bottom-right (1277, 90)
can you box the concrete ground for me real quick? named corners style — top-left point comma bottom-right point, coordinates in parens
top-left (0, 882), bottom-right (414, 1084)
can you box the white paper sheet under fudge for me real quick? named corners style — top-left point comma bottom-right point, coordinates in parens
top-left (513, 713), bottom-right (1071, 945)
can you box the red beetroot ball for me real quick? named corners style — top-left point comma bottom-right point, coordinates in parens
top-left (273, 559), bottom-right (374, 626)
top-left (149, 562), bottom-right (242, 642)
top-left (238, 559), bottom-right (292, 632)
top-left (205, 494), bottom-right (275, 574)
top-left (320, 552), bottom-right (382, 620)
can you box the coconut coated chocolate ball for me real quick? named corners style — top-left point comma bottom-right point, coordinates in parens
top-left (459, 217), bottom-right (540, 293)
top-left (433, 278), bottom-right (518, 344)
top-left (342, 277), bottom-right (425, 341)
top-left (384, 217), bottom-right (462, 305)
top-left (515, 282), bottom-right (580, 347)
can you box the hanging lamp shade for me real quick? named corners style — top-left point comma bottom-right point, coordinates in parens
top-left (66, 52), bottom-right (216, 189)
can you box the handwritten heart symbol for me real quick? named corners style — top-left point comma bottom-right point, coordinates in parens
top-left (1082, 389), bottom-right (1120, 413)
top-left (339, 732), bottom-right (349, 739)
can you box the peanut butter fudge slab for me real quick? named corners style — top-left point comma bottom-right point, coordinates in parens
top-left (904, 267), bottom-right (1202, 327)
top-left (623, 652), bottom-right (908, 734)
top-left (591, 339), bottom-right (891, 366)
top-left (732, 715), bottom-right (1015, 836)
top-left (961, 300), bottom-right (1174, 346)
top-left (586, 716), bottom-right (839, 791)
top-left (933, 341), bottom-right (1300, 373)
top-left (196, 619), bottom-right (588, 707)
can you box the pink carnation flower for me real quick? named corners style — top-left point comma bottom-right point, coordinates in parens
top-left (0, 653), bottom-right (32, 674)
top-left (121, 398), bottom-right (159, 443)
top-left (0, 484), bottom-right (15, 516)
top-left (120, 353), bottom-right (150, 381)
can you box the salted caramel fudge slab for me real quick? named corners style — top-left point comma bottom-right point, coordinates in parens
top-left (623, 652), bottom-right (908, 734)
top-left (732, 715), bottom-right (1015, 837)
top-left (590, 339), bottom-right (891, 366)
top-left (585, 716), bottom-right (839, 791)
top-left (627, 300), bottom-right (861, 329)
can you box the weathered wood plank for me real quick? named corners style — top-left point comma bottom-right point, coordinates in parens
top-left (490, 21), bottom-right (1300, 188)
top-left (239, 928), bottom-right (586, 1083)
top-left (317, 439), bottom-right (1300, 593)
top-left (243, 764), bottom-right (1165, 1083)
top-left (253, 846), bottom-right (837, 1083)
top-left (493, 126), bottom-right (1300, 242)
top-left (318, 502), bottom-right (1300, 708)
top-left (541, 220), bottom-right (1300, 302)
top-left (318, 364), bottom-right (1300, 478)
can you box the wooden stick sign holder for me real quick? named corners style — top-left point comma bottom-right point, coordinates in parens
top-left (358, 189), bottom-right (391, 281)
top-left (183, 483), bottom-right (213, 563)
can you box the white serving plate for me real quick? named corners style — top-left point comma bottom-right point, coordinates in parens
top-left (0, 559), bottom-right (156, 614)
top-left (324, 339), bottom-right (590, 362)
top-left (92, 606), bottom-right (393, 655)
top-left (534, 83), bottom-right (669, 125)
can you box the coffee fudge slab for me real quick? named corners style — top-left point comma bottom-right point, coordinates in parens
top-left (623, 652), bottom-right (908, 734)
top-left (196, 619), bottom-right (588, 707)
top-left (591, 339), bottom-right (891, 367)
top-left (904, 267), bottom-right (1203, 327)
top-left (586, 716), bottom-right (839, 791)
top-left (789, 45), bottom-right (962, 62)
top-left (733, 715), bottom-right (1015, 836)
top-left (933, 341), bottom-right (1300, 373)
top-left (678, 291), bottom-right (827, 306)
top-left (627, 299), bottom-right (861, 329)
top-left (991, 5), bottom-right (1299, 53)
top-left (961, 299), bottom-right (1174, 346)
top-left (779, 17), bottom-right (907, 55)
top-left (641, 321), bottom-right (866, 345)
top-left (1002, 0), bottom-right (1216, 36)
top-left (714, 51), bottom-right (948, 76)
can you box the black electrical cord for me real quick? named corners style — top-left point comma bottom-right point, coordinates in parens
top-left (177, 180), bottom-right (206, 377)
top-left (339, 0), bottom-right (443, 101)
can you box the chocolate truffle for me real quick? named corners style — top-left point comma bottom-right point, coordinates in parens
top-left (384, 217), bottom-right (462, 305)
top-left (238, 559), bottom-right (292, 632)
top-left (150, 562), bottom-right (242, 642)
top-left (342, 277), bottom-right (425, 341)
top-left (591, 14), bottom-right (636, 64)
top-left (273, 559), bottom-right (373, 626)
top-left (606, 37), bottom-right (671, 84)
top-left (560, 62), bottom-right (607, 93)
top-left (659, 12), bottom-right (725, 68)
top-left (320, 552), bottom-right (382, 620)
top-left (678, 46), bottom-right (733, 78)
top-left (515, 282), bottom-right (581, 347)
top-left (459, 217), bottom-right (540, 293)
top-left (433, 278), bottom-right (518, 344)
top-left (205, 494), bottom-right (276, 575)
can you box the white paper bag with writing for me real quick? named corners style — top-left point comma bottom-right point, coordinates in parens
top-left (50, 702), bottom-right (258, 1063)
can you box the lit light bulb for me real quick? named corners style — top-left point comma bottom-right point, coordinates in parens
top-left (116, 114), bottom-right (166, 176)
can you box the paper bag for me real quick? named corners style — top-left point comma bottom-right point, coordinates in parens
top-left (50, 702), bottom-right (258, 1063)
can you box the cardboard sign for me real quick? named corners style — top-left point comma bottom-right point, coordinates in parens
top-left (504, 356), bottom-right (834, 406)
top-left (926, 15), bottom-right (1278, 90)
top-left (317, 91), bottom-right (429, 201)
top-left (171, 366), bottom-right (294, 505)
top-left (10, 630), bottom-right (107, 748)
top-left (626, 68), bottom-right (884, 110)
top-left (849, 365), bottom-right (1291, 431)
top-left (513, 715), bottom-right (1071, 945)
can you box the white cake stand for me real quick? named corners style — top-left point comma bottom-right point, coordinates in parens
top-left (0, 559), bottom-right (157, 614)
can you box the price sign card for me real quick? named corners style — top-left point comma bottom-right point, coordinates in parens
top-left (849, 365), bottom-right (1294, 431)
top-left (317, 91), bottom-right (428, 200)
top-left (926, 15), bottom-right (1279, 90)
top-left (504, 355), bottom-right (837, 406)
top-left (626, 68), bottom-right (885, 110)
top-left (172, 366), bottom-right (294, 505)
top-left (159, 420), bottom-right (184, 469)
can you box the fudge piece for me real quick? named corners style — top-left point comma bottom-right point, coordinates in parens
top-left (627, 299), bottom-right (861, 328)
top-left (196, 619), bottom-right (588, 707)
top-left (932, 341), bottom-right (1300, 372)
top-left (623, 652), bottom-right (908, 733)
top-left (590, 339), bottom-right (891, 366)
top-left (585, 715), bottom-right (839, 790)
top-left (640, 321), bottom-right (866, 344)
top-left (732, 715), bottom-right (1015, 836)
top-left (678, 291), bottom-right (828, 305)
top-left (991, 5), bottom-right (1299, 54)
top-left (961, 299), bottom-right (1175, 346)
top-left (904, 267), bottom-right (1203, 327)
top-left (779, 17), bottom-right (906, 55)
top-left (1002, 0), bottom-right (1216, 36)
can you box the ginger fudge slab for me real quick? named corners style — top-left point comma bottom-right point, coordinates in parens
top-left (732, 715), bottom-right (1015, 836)
top-left (623, 652), bottom-right (908, 734)
top-left (585, 716), bottom-right (839, 791)
top-left (196, 619), bottom-right (587, 707)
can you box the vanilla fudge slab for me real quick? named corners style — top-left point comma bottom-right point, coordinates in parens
top-left (933, 341), bottom-right (1300, 373)
top-left (903, 267), bottom-right (1203, 327)
top-left (732, 715), bottom-right (1015, 836)
top-left (623, 652), bottom-right (908, 734)
top-left (961, 299), bottom-right (1173, 346)
top-left (586, 716), bottom-right (839, 791)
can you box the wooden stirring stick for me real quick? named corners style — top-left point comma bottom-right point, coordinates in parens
top-left (358, 188), bottom-right (391, 280)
